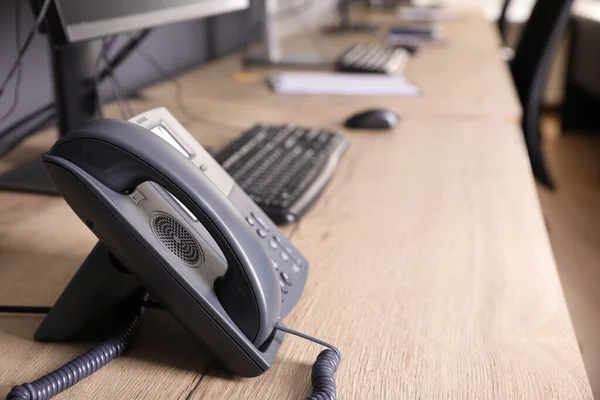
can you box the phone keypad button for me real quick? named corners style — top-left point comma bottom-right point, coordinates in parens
top-left (271, 258), bottom-right (279, 271)
top-left (269, 238), bottom-right (279, 250)
top-left (246, 216), bottom-right (256, 226)
top-left (280, 281), bottom-right (289, 294)
top-left (280, 272), bottom-right (292, 286)
top-left (252, 213), bottom-right (270, 232)
top-left (284, 246), bottom-right (297, 260)
top-left (257, 228), bottom-right (267, 238)
top-left (280, 251), bottom-right (290, 262)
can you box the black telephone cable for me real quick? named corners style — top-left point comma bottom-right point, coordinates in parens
top-left (3, 303), bottom-right (341, 400)
top-left (274, 324), bottom-right (341, 400)
top-left (5, 293), bottom-right (149, 400)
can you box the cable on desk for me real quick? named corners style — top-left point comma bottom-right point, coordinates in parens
top-left (0, 301), bottom-right (162, 315)
top-left (0, 306), bottom-right (51, 314)
top-left (134, 44), bottom-right (238, 131)
top-left (93, 37), bottom-right (116, 119)
top-left (5, 293), bottom-right (149, 400)
top-left (0, 0), bottom-right (24, 124)
top-left (274, 323), bottom-right (341, 400)
top-left (100, 37), bottom-right (132, 120)
top-left (103, 56), bottom-right (133, 119)
top-left (0, 0), bottom-right (53, 100)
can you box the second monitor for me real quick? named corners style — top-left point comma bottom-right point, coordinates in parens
top-left (0, 0), bottom-right (250, 195)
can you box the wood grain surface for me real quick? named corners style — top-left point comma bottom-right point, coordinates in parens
top-left (0, 7), bottom-right (591, 400)
top-left (193, 118), bottom-right (591, 400)
top-left (143, 10), bottom-right (522, 123)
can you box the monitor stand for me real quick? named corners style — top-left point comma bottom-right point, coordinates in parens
top-left (323, 1), bottom-right (379, 35)
top-left (366, 0), bottom-right (411, 9)
top-left (243, 0), bottom-right (329, 69)
top-left (0, 40), bottom-right (101, 195)
top-left (0, 159), bottom-right (56, 194)
top-left (322, 22), bottom-right (378, 34)
top-left (244, 51), bottom-right (328, 69)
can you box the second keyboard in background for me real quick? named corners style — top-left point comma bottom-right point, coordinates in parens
top-left (216, 124), bottom-right (350, 225)
top-left (336, 43), bottom-right (410, 75)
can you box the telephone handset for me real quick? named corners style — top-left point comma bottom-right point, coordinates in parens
top-left (35, 109), bottom-right (309, 377)
top-left (131, 108), bottom-right (307, 319)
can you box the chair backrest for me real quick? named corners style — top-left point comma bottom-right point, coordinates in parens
top-left (510, 0), bottom-right (574, 188)
top-left (511, 0), bottom-right (573, 109)
top-left (497, 0), bottom-right (512, 43)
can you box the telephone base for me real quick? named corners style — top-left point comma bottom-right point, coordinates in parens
top-left (35, 242), bottom-right (143, 341)
top-left (34, 241), bottom-right (287, 377)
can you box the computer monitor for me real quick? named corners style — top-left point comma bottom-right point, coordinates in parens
top-left (0, 0), bottom-right (249, 195)
top-left (243, 0), bottom-right (327, 68)
top-left (52, 0), bottom-right (249, 43)
top-left (323, 0), bottom-right (378, 34)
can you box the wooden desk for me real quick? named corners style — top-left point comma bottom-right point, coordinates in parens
top-left (144, 11), bottom-right (521, 123)
top-left (0, 8), bottom-right (592, 400)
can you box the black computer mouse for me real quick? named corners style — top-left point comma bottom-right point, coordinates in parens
top-left (344, 109), bottom-right (401, 130)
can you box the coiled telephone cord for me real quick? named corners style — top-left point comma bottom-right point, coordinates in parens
top-left (3, 302), bottom-right (341, 400)
top-left (274, 324), bottom-right (342, 400)
top-left (5, 293), bottom-right (149, 400)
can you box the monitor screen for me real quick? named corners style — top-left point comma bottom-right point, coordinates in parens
top-left (53, 0), bottom-right (250, 42)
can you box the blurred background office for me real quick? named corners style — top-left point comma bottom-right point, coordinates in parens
top-left (2, 0), bottom-right (600, 393)
top-left (2, 0), bottom-right (600, 398)
top-left (0, 0), bottom-right (570, 134)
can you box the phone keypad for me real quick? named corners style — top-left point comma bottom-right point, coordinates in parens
top-left (244, 208), bottom-right (306, 314)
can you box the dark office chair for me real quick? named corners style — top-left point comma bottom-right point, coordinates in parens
top-left (510, 0), bottom-right (574, 189)
top-left (497, 0), bottom-right (512, 43)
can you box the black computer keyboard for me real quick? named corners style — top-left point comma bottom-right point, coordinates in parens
top-left (335, 43), bottom-right (409, 75)
top-left (216, 124), bottom-right (350, 225)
